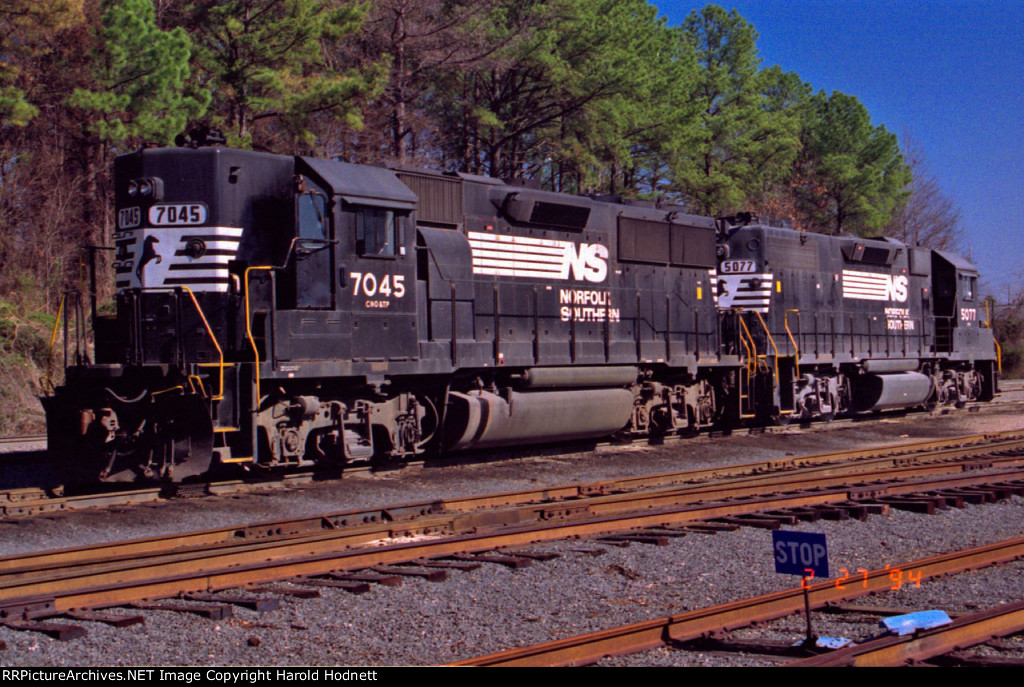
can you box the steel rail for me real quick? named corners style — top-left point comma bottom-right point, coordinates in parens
top-left (576, 455), bottom-right (1024, 517)
top-left (1, 466), bottom-right (1023, 617)
top-left (453, 537), bottom-right (1024, 666)
top-left (2, 438), bottom-right (1022, 580)
top-left (0, 434), bottom-right (47, 454)
top-left (789, 599), bottom-right (1024, 667)
top-left (0, 488), bottom-right (876, 614)
top-left (5, 426), bottom-right (1023, 520)
top-left (1, 433), bottom-right (1023, 580)
top-left (3, 420), bottom-right (1022, 518)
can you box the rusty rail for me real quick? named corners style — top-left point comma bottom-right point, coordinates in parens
top-left (1, 464), bottom-right (1023, 619)
top-left (455, 537), bottom-right (1024, 666)
top-left (790, 599), bottom-right (1024, 667)
top-left (5, 428), bottom-right (1024, 518)
top-left (3, 436), bottom-right (1023, 578)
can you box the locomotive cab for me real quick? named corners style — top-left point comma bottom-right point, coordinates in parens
top-left (929, 250), bottom-right (997, 401)
top-left (931, 250), bottom-right (980, 352)
top-left (269, 159), bottom-right (419, 362)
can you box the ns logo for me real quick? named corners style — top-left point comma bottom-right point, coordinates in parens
top-left (842, 270), bottom-right (909, 303)
top-left (564, 243), bottom-right (608, 283)
top-left (886, 275), bottom-right (909, 302)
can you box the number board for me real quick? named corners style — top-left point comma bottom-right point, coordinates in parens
top-left (118, 206), bottom-right (141, 229)
top-left (719, 259), bottom-right (756, 274)
top-left (148, 203), bottom-right (208, 226)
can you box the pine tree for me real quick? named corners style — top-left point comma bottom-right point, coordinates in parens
top-left (0, 0), bottom-right (85, 127)
top-left (183, 0), bottom-right (386, 151)
top-left (67, 0), bottom-right (209, 145)
top-left (794, 91), bottom-right (910, 235)
top-left (669, 4), bottom-right (804, 216)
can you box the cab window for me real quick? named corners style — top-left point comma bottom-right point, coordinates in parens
top-left (298, 193), bottom-right (327, 240)
top-left (355, 207), bottom-right (400, 257)
top-left (959, 274), bottom-right (976, 301)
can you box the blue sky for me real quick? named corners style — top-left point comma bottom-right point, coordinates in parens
top-left (653, 0), bottom-right (1024, 300)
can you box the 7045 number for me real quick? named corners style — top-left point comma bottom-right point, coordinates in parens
top-left (148, 203), bottom-right (207, 226)
top-left (349, 272), bottom-right (406, 299)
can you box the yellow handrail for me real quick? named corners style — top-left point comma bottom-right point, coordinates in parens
top-left (984, 301), bottom-right (1003, 374)
top-left (736, 314), bottom-right (758, 376)
top-left (784, 309), bottom-right (800, 378)
top-left (108, 286), bottom-right (228, 400)
top-left (244, 266), bottom-right (275, 413)
top-left (42, 293), bottom-right (67, 394)
top-left (751, 310), bottom-right (780, 386)
top-left (179, 286), bottom-right (225, 401)
top-left (152, 385), bottom-right (186, 396)
top-left (188, 374), bottom-right (207, 397)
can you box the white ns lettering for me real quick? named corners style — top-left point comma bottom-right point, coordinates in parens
top-left (887, 275), bottom-right (909, 302)
top-left (567, 243), bottom-right (608, 283)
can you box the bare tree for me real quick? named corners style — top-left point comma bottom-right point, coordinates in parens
top-left (886, 133), bottom-right (962, 249)
top-left (346, 0), bottom-right (510, 164)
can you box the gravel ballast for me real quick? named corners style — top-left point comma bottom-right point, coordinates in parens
top-left (1, 392), bottom-right (1023, 667)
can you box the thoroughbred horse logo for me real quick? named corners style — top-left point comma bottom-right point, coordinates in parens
top-left (136, 235), bottom-right (162, 281)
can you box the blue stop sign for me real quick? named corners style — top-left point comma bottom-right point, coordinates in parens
top-left (772, 530), bottom-right (829, 578)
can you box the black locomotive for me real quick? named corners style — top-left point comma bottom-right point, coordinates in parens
top-left (41, 144), bottom-right (999, 483)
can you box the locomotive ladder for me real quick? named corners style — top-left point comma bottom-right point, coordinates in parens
top-left (751, 310), bottom-right (794, 418)
top-left (735, 315), bottom-right (758, 419)
top-left (173, 287), bottom-right (244, 468)
top-left (735, 311), bottom-right (798, 419)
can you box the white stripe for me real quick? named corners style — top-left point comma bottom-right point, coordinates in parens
top-left (844, 273), bottom-right (888, 283)
top-left (471, 248), bottom-right (567, 265)
top-left (716, 273), bottom-right (773, 313)
top-left (844, 284), bottom-right (888, 294)
top-left (165, 269), bottom-right (229, 280)
top-left (115, 225), bottom-right (243, 294)
top-left (172, 255), bottom-right (235, 266)
top-left (474, 266), bottom-right (573, 279)
top-left (187, 240), bottom-right (241, 251)
top-left (844, 291), bottom-right (889, 299)
top-left (468, 231), bottom-right (568, 249)
top-left (473, 258), bottom-right (565, 273)
top-left (469, 231), bottom-right (580, 282)
top-left (844, 281), bottom-right (888, 290)
top-left (180, 227), bottom-right (244, 238)
top-left (843, 269), bottom-right (888, 279)
top-left (843, 270), bottom-right (893, 301)
top-left (467, 239), bottom-right (567, 256)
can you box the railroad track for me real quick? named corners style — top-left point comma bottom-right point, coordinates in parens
top-left (0, 434), bottom-right (45, 454)
top-left (454, 537), bottom-right (1024, 667)
top-left (1, 429), bottom-right (1023, 625)
top-left (0, 393), bottom-right (1013, 507)
top-left (2, 416), bottom-right (1022, 518)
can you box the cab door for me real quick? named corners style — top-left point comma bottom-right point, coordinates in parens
top-left (295, 185), bottom-right (333, 309)
top-left (343, 204), bottom-right (418, 360)
top-left (272, 181), bottom-right (349, 363)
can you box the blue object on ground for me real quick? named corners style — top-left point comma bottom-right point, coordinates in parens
top-left (880, 610), bottom-right (953, 636)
